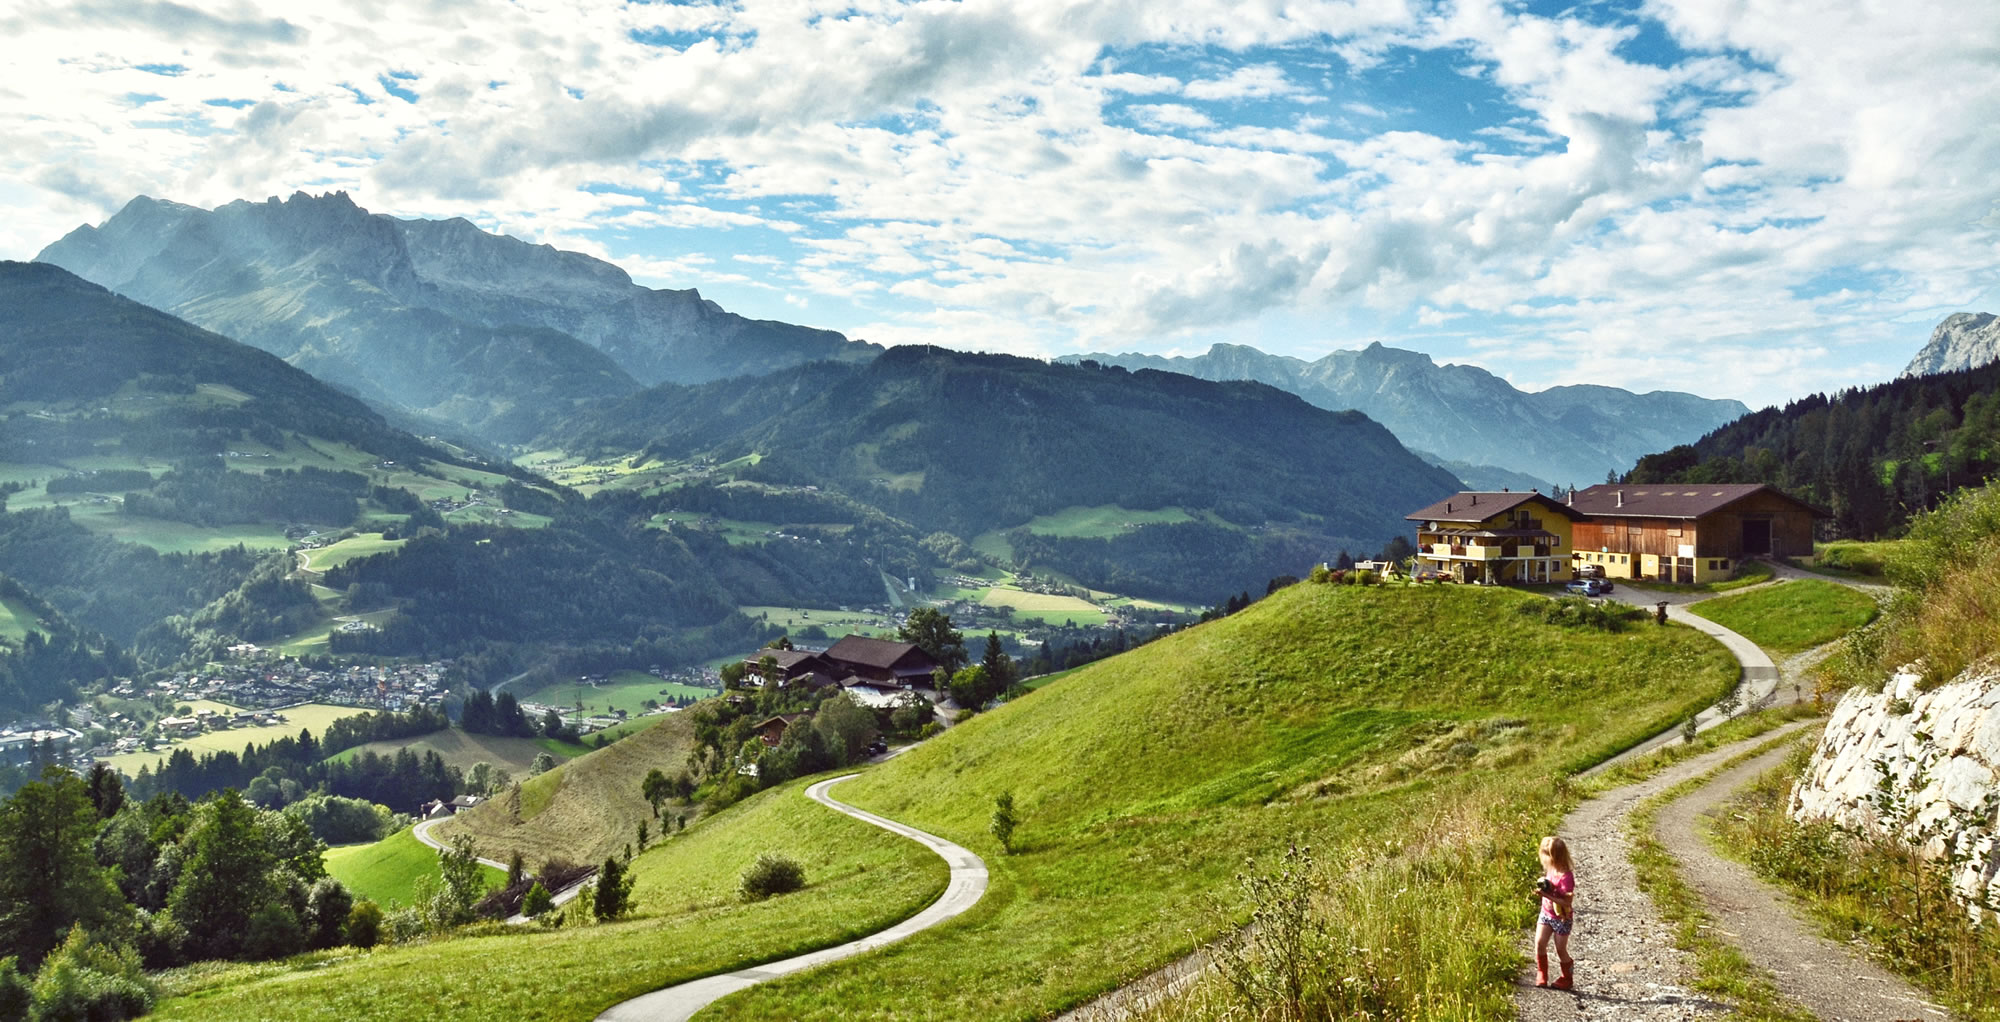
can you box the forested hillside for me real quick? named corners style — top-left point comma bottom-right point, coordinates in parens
top-left (1626, 358), bottom-right (2000, 537)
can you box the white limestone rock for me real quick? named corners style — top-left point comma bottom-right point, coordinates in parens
top-left (1792, 666), bottom-right (2000, 915)
top-left (1903, 312), bottom-right (2000, 377)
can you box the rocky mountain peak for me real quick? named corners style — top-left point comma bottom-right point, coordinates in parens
top-left (1903, 311), bottom-right (2000, 377)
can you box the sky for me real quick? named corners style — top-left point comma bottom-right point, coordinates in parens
top-left (2, 1), bottom-right (1997, 411)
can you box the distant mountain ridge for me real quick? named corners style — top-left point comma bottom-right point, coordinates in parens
top-left (1062, 342), bottom-right (1748, 488)
top-left (35, 192), bottom-right (878, 443)
top-left (1904, 312), bottom-right (2000, 377)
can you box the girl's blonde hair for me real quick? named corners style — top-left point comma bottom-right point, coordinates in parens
top-left (1539, 836), bottom-right (1572, 873)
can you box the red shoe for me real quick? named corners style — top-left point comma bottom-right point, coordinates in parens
top-left (1553, 965), bottom-right (1573, 990)
top-left (1534, 967), bottom-right (1548, 987)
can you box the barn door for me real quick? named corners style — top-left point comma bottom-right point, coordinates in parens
top-left (1741, 519), bottom-right (1772, 556)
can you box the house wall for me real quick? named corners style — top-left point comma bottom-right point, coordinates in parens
top-left (1411, 496), bottom-right (1575, 583)
top-left (1571, 493), bottom-right (1816, 581)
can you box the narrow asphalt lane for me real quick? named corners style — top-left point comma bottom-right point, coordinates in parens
top-left (593, 773), bottom-right (989, 1022)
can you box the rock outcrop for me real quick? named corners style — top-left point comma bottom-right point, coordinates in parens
top-left (1903, 312), bottom-right (2000, 377)
top-left (1793, 666), bottom-right (2000, 915)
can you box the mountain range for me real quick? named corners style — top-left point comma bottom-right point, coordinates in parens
top-left (1903, 312), bottom-right (2000, 377)
top-left (36, 193), bottom-right (877, 444)
top-left (1062, 342), bottom-right (1749, 488)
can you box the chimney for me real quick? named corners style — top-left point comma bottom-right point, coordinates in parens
top-left (1616, 490), bottom-right (1624, 508)
top-left (1471, 494), bottom-right (1478, 506)
top-left (1566, 487), bottom-right (1574, 506)
top-left (1446, 501), bottom-right (1453, 513)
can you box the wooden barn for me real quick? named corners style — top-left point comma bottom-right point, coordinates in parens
top-left (1565, 483), bottom-right (1822, 584)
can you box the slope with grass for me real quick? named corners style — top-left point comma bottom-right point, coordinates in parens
top-left (324, 827), bottom-right (506, 908)
top-left (706, 581), bottom-right (1737, 1020)
top-left (436, 710), bottom-right (696, 867)
top-left (329, 727), bottom-right (586, 778)
top-left (1685, 578), bottom-right (1878, 655)
top-left (151, 774), bottom-right (945, 1022)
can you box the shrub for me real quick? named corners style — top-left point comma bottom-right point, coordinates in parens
top-left (345, 900), bottom-right (383, 949)
top-left (917, 722), bottom-right (944, 741)
top-left (1308, 563), bottom-right (1332, 584)
top-left (304, 878), bottom-right (353, 950)
top-left (990, 791), bottom-right (1019, 854)
top-left (592, 857), bottom-right (636, 922)
top-left (26, 927), bottom-right (154, 1022)
top-left (739, 853), bottom-right (807, 902)
top-left (381, 906), bottom-right (425, 945)
top-left (243, 903), bottom-right (305, 960)
top-left (0, 957), bottom-right (29, 1022)
top-left (521, 882), bottom-right (553, 918)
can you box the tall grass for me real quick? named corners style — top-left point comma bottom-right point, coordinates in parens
top-left (1821, 484), bottom-right (2000, 692)
top-left (1715, 745), bottom-right (2000, 1021)
top-left (1685, 579), bottom-right (1878, 655)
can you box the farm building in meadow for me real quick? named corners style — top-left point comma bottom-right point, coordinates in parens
top-left (1564, 483), bottom-right (1823, 584)
top-left (820, 635), bottom-right (941, 688)
top-left (1405, 490), bottom-right (1584, 584)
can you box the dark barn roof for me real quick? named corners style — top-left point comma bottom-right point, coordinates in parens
top-left (1406, 490), bottom-right (1586, 524)
top-left (824, 635), bottom-right (932, 670)
top-left (1566, 483), bottom-right (1826, 519)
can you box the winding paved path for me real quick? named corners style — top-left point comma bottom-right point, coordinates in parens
top-left (410, 815), bottom-right (589, 922)
top-left (593, 773), bottom-right (988, 1022)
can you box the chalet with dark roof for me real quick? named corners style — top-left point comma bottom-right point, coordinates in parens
top-left (741, 648), bottom-right (834, 688)
top-left (822, 635), bottom-right (940, 688)
top-left (1564, 483), bottom-right (1823, 583)
top-left (755, 712), bottom-right (811, 747)
top-left (1405, 490), bottom-right (1584, 584)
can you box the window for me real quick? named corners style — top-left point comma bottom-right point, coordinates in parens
top-left (1720, 559), bottom-right (1730, 570)
top-left (1669, 526), bottom-right (1682, 537)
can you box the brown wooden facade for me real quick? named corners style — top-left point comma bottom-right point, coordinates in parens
top-left (1566, 484), bottom-right (1820, 584)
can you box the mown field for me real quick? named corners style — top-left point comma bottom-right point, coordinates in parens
top-left (271, 608), bottom-right (399, 656)
top-left (1687, 578), bottom-right (1880, 655)
top-left (976, 584), bottom-right (1109, 626)
top-left (1803, 539), bottom-right (1904, 579)
top-left (517, 670), bottom-right (714, 717)
top-left (301, 533), bottom-right (407, 572)
top-left (0, 594), bottom-right (45, 642)
top-left (324, 827), bottom-right (506, 908)
top-left (156, 771), bottom-right (943, 1022)
top-left (437, 711), bottom-right (696, 868)
top-left (106, 702), bottom-right (372, 776)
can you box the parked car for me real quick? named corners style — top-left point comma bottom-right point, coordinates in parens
top-left (865, 739), bottom-right (889, 756)
top-left (1574, 563), bottom-right (1605, 579)
top-left (1565, 578), bottom-right (1613, 597)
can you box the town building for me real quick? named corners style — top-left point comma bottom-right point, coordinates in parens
top-left (1405, 490), bottom-right (1584, 584)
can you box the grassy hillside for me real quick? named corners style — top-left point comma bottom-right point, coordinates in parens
top-left (1687, 578), bottom-right (1879, 654)
top-left (153, 775), bottom-right (944, 1022)
top-left (711, 582), bottom-right (1736, 1020)
top-left (145, 582), bottom-right (1734, 1022)
top-left (436, 710), bottom-right (696, 867)
top-left (329, 727), bottom-right (590, 778)
top-left (324, 827), bottom-right (505, 907)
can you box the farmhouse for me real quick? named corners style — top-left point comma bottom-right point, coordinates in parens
top-left (820, 635), bottom-right (940, 688)
top-left (755, 712), bottom-right (811, 747)
top-left (1564, 483), bottom-right (1823, 584)
top-left (741, 648), bottom-right (836, 688)
top-left (1406, 490), bottom-right (1583, 584)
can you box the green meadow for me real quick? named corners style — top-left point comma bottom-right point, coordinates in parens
top-left (1687, 578), bottom-right (1880, 655)
top-left (517, 670), bottom-right (715, 717)
top-left (106, 702), bottom-right (373, 777)
top-left (148, 582), bottom-right (1735, 1021)
top-left (324, 827), bottom-right (505, 908)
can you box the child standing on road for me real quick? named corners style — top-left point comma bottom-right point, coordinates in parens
top-left (1533, 835), bottom-right (1577, 989)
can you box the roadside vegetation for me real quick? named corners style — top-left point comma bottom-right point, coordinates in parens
top-left (1685, 578), bottom-right (1878, 655)
top-left (1713, 744), bottom-right (2000, 1021)
top-left (1625, 734), bottom-right (1821, 1022)
top-left (323, 827), bottom-right (503, 907)
top-left (1798, 539), bottom-right (1899, 578)
top-left (148, 774), bottom-right (945, 1022)
top-left (707, 580), bottom-right (1735, 1020)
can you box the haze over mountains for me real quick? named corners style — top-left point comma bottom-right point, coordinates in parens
top-left (1063, 343), bottom-right (1749, 489)
top-left (36, 192), bottom-right (876, 444)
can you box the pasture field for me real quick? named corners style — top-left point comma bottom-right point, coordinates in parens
top-left (57, 501), bottom-right (291, 553)
top-left (1687, 578), bottom-right (1880, 655)
top-left (1017, 504), bottom-right (1205, 538)
top-left (740, 605), bottom-right (899, 637)
top-left (978, 585), bottom-right (1109, 626)
top-left (323, 827), bottom-right (505, 908)
top-left (301, 533), bottom-right (407, 572)
top-left (272, 608), bottom-right (398, 657)
top-left (107, 702), bottom-right (373, 777)
top-left (0, 595), bottom-right (46, 643)
top-left (152, 771), bottom-right (943, 1022)
top-left (328, 728), bottom-right (578, 777)
top-left (518, 670), bottom-right (715, 718)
